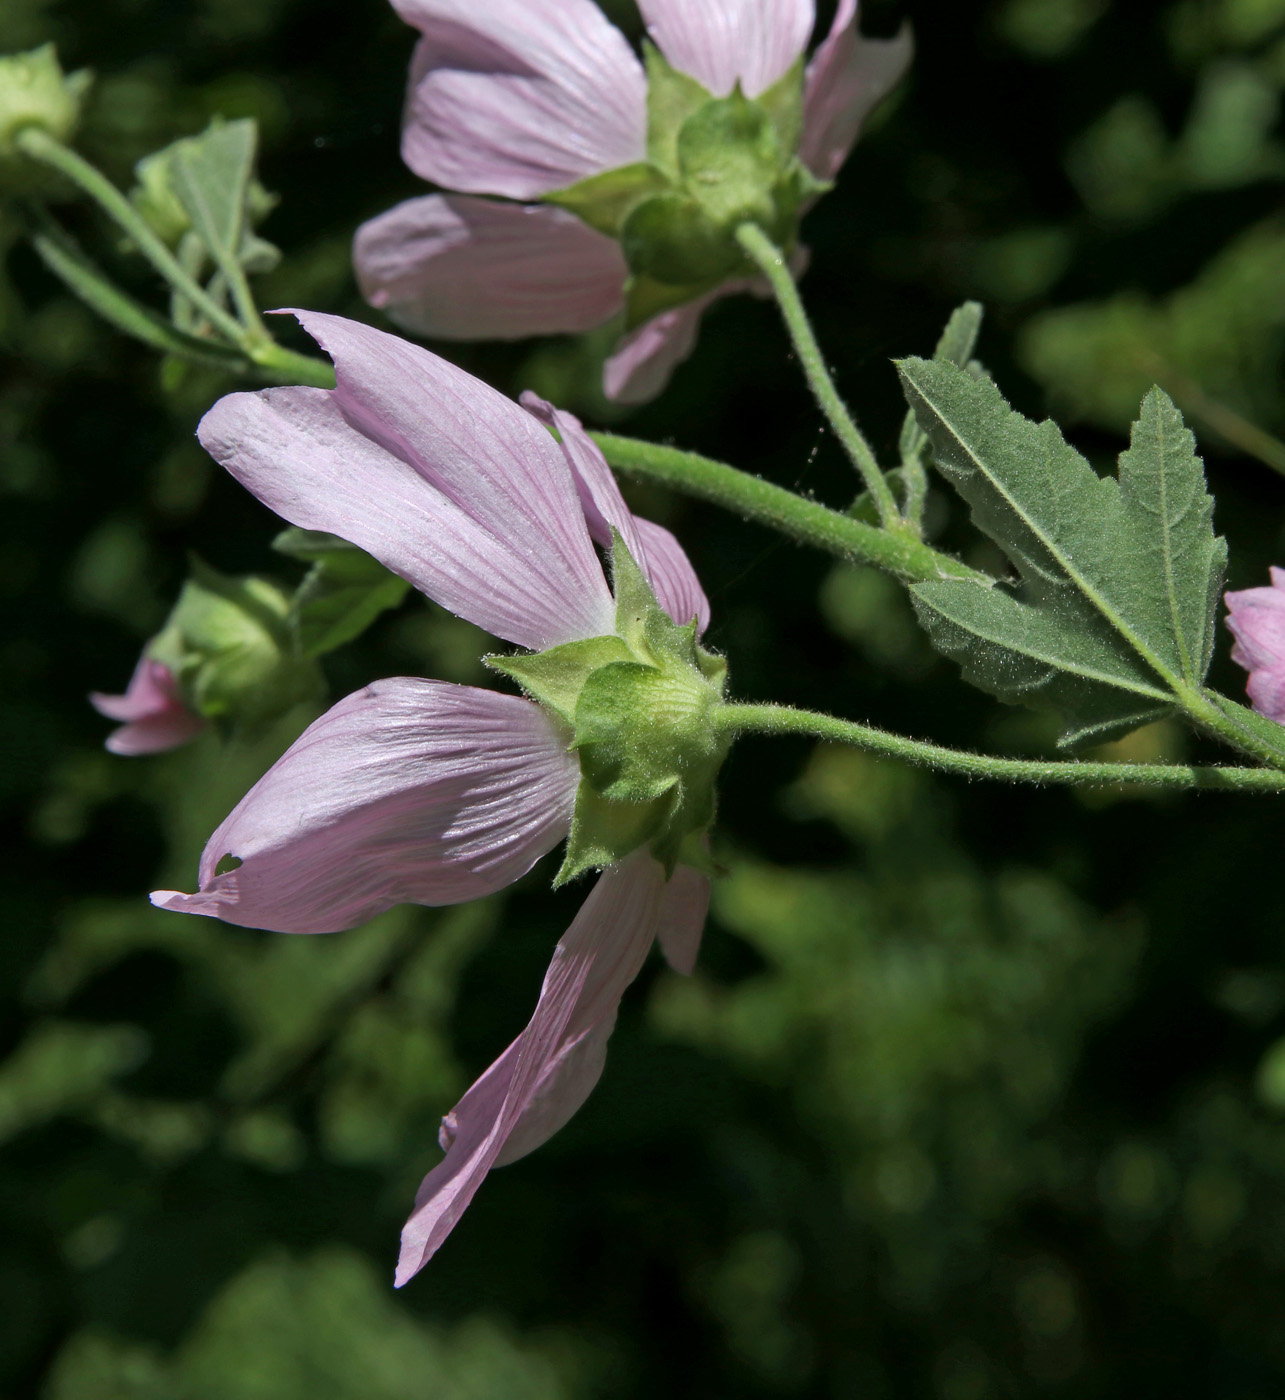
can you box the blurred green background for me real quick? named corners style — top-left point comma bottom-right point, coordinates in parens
top-left (3, 0), bottom-right (1285, 1395)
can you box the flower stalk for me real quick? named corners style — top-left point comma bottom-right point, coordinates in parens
top-left (714, 703), bottom-right (1285, 793)
top-left (592, 431), bottom-right (988, 585)
top-left (735, 220), bottom-right (905, 530)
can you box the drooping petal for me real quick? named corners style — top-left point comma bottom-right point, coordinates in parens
top-left (519, 393), bottom-right (712, 635)
top-left (397, 0), bottom-right (647, 200)
top-left (90, 656), bottom-right (204, 756)
top-left (150, 679), bottom-right (578, 934)
top-left (1226, 567), bottom-right (1285, 724)
top-left (395, 851), bottom-right (667, 1283)
top-left (800, 0), bottom-right (913, 181)
top-left (198, 313), bottom-right (615, 651)
top-left (638, 0), bottom-right (815, 99)
top-left (354, 195), bottom-right (627, 341)
top-left (656, 864), bottom-right (711, 975)
top-left (603, 294), bottom-right (715, 405)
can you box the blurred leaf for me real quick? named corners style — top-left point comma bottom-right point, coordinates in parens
top-left (273, 529), bottom-right (411, 659)
top-left (43, 1249), bottom-right (588, 1400)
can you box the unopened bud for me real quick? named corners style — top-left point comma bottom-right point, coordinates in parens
top-left (0, 45), bottom-right (90, 174)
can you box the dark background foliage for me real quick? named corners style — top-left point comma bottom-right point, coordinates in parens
top-left (2, 0), bottom-right (1285, 1395)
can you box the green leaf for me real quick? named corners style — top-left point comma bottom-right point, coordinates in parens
top-left (645, 41), bottom-right (713, 181)
top-left (487, 635), bottom-right (634, 725)
top-left (755, 57), bottom-right (806, 155)
top-left (899, 360), bottom-right (1226, 744)
top-left (168, 118), bottom-right (258, 277)
top-left (900, 301), bottom-right (986, 467)
top-left (1114, 386), bottom-right (1228, 685)
top-left (1204, 692), bottom-right (1285, 768)
top-left (290, 548), bottom-right (411, 659)
top-left (544, 161), bottom-right (673, 238)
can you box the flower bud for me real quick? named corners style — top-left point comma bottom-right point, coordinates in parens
top-left (152, 559), bottom-right (323, 736)
top-left (490, 535), bottom-right (728, 883)
top-left (0, 45), bottom-right (91, 185)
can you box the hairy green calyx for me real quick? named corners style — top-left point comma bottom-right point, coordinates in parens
top-left (545, 47), bottom-right (828, 328)
top-left (489, 535), bottom-right (729, 883)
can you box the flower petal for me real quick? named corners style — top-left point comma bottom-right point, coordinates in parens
top-left (519, 394), bottom-right (711, 635)
top-left (395, 850), bottom-right (666, 1283)
top-left (638, 0), bottom-right (815, 99)
top-left (603, 295), bottom-right (714, 405)
top-left (800, 1), bottom-right (913, 181)
top-left (150, 679), bottom-right (578, 934)
top-left (397, 0), bottom-right (647, 200)
top-left (1226, 567), bottom-right (1285, 723)
top-left (90, 657), bottom-right (204, 756)
top-left (354, 195), bottom-right (627, 341)
top-left (633, 518), bottom-right (712, 636)
top-left (198, 314), bottom-right (615, 651)
top-left (656, 865), bottom-right (711, 975)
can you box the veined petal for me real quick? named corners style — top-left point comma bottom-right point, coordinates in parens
top-left (198, 314), bottom-right (615, 651)
top-left (355, 195), bottom-right (627, 341)
top-left (800, 0), bottom-right (913, 181)
top-left (639, 0), bottom-right (815, 99)
top-left (603, 294), bottom-right (715, 405)
top-left (397, 0), bottom-right (647, 200)
top-left (1226, 567), bottom-right (1285, 724)
top-left (90, 657), bottom-right (204, 756)
top-left (656, 864), bottom-right (711, 975)
top-left (633, 518), bottom-right (712, 636)
top-left (519, 393), bottom-right (711, 635)
top-left (150, 679), bottom-right (578, 934)
top-left (395, 850), bottom-right (667, 1284)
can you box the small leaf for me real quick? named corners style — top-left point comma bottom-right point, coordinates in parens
top-left (900, 301), bottom-right (985, 467)
top-left (545, 162), bottom-right (673, 238)
top-left (899, 360), bottom-right (1226, 744)
top-left (755, 57), bottom-right (806, 154)
top-left (291, 548), bottom-right (410, 659)
top-left (168, 119), bottom-right (257, 279)
top-left (645, 42), bottom-right (713, 181)
top-left (487, 635), bottom-right (634, 725)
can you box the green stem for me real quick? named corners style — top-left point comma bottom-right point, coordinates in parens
top-left (736, 221), bottom-right (904, 530)
top-left (715, 703), bottom-right (1285, 793)
top-left (247, 340), bottom-right (337, 389)
top-left (592, 432), bottom-right (988, 585)
top-left (1177, 686), bottom-right (1285, 773)
top-left (17, 127), bottom-right (250, 347)
top-left (26, 213), bottom-right (252, 372)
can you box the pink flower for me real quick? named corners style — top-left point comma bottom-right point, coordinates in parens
top-left (354, 0), bottom-right (912, 402)
top-left (1226, 567), bottom-right (1285, 723)
top-left (90, 653), bottom-right (204, 756)
top-left (149, 311), bottom-right (714, 1280)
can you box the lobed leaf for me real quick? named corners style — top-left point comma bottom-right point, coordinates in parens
top-left (899, 359), bottom-right (1226, 744)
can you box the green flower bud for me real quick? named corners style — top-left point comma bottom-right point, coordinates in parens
top-left (490, 535), bottom-right (729, 883)
top-left (0, 45), bottom-right (91, 185)
top-left (545, 47), bottom-right (828, 324)
top-left (152, 558), bottom-right (323, 736)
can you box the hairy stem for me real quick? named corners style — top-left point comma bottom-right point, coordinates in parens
top-left (715, 703), bottom-right (1285, 793)
top-left (736, 221), bottom-right (904, 530)
top-left (592, 432), bottom-right (987, 585)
